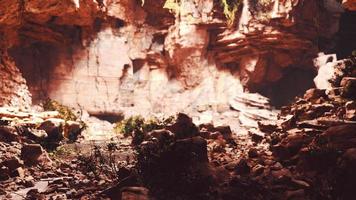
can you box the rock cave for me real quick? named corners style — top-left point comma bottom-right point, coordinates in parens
top-left (1, 0), bottom-right (356, 199)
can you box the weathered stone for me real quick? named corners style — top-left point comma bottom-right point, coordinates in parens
top-left (0, 166), bottom-right (9, 181)
top-left (272, 133), bottom-right (310, 160)
top-left (343, 0), bottom-right (356, 10)
top-left (214, 126), bottom-right (232, 140)
top-left (303, 89), bottom-right (327, 101)
top-left (341, 77), bottom-right (356, 99)
top-left (64, 121), bottom-right (82, 140)
top-left (345, 101), bottom-right (356, 120)
top-left (320, 124), bottom-right (356, 150)
top-left (0, 126), bottom-right (19, 143)
top-left (21, 144), bottom-right (44, 165)
top-left (121, 187), bottom-right (150, 200)
top-left (235, 158), bottom-right (251, 175)
top-left (167, 113), bottom-right (199, 139)
top-left (173, 136), bottom-right (208, 163)
top-left (11, 167), bottom-right (25, 178)
top-left (38, 119), bottom-right (64, 141)
top-left (1, 156), bottom-right (23, 171)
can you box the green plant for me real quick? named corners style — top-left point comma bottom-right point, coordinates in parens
top-left (221, 0), bottom-right (242, 26)
top-left (163, 0), bottom-right (181, 13)
top-left (159, 0), bottom-right (242, 25)
top-left (114, 115), bottom-right (175, 144)
top-left (43, 99), bottom-right (77, 121)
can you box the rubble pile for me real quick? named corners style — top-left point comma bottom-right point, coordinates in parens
top-left (0, 107), bottom-right (112, 199)
top-left (261, 56), bottom-right (356, 199)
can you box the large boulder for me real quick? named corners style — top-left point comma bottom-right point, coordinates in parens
top-left (341, 77), bottom-right (356, 99)
top-left (0, 126), bottom-right (19, 143)
top-left (38, 118), bottom-right (64, 142)
top-left (319, 124), bottom-right (356, 150)
top-left (167, 113), bottom-right (199, 139)
top-left (21, 144), bottom-right (44, 165)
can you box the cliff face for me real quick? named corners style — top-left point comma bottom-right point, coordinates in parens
top-left (0, 0), bottom-right (353, 118)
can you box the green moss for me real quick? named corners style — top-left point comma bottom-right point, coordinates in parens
top-left (43, 99), bottom-right (77, 121)
top-left (221, 0), bottom-right (242, 26)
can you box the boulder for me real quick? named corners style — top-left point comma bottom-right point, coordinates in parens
top-left (235, 158), bottom-right (251, 175)
top-left (214, 126), bottom-right (232, 140)
top-left (121, 187), bottom-right (150, 200)
top-left (345, 101), bottom-right (356, 120)
top-left (0, 166), bottom-right (10, 181)
top-left (64, 121), bottom-right (82, 141)
top-left (303, 88), bottom-right (327, 102)
top-left (28, 129), bottom-right (48, 140)
top-left (1, 156), bottom-right (23, 171)
top-left (167, 113), bottom-right (199, 139)
top-left (341, 77), bottom-right (356, 99)
top-left (272, 133), bottom-right (310, 160)
top-left (173, 136), bottom-right (208, 163)
top-left (0, 126), bottom-right (19, 143)
top-left (10, 167), bottom-right (25, 178)
top-left (38, 118), bottom-right (64, 141)
top-left (21, 144), bottom-right (44, 165)
top-left (319, 124), bottom-right (356, 150)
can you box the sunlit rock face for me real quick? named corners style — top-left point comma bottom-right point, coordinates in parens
top-left (343, 0), bottom-right (356, 10)
top-left (211, 0), bottom-right (344, 92)
top-left (0, 0), bottom-right (349, 122)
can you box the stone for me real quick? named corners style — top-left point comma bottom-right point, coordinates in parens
top-left (319, 124), bottom-right (356, 150)
top-left (198, 131), bottom-right (211, 139)
top-left (167, 113), bottom-right (199, 139)
top-left (343, 0), bottom-right (356, 10)
top-left (1, 156), bottom-right (23, 171)
top-left (64, 121), bottom-right (82, 140)
top-left (0, 166), bottom-right (10, 181)
top-left (146, 129), bottom-right (175, 142)
top-left (28, 129), bottom-right (48, 140)
top-left (258, 120), bottom-right (278, 134)
top-left (121, 187), bottom-right (150, 200)
top-left (214, 126), bottom-right (232, 140)
top-left (345, 101), bottom-right (356, 120)
top-left (38, 119), bottom-right (64, 141)
top-left (21, 144), bottom-right (44, 165)
top-left (173, 136), bottom-right (208, 163)
top-left (11, 167), bottom-right (25, 178)
top-left (210, 131), bottom-right (223, 140)
top-left (235, 158), bottom-right (251, 175)
top-left (0, 126), bottom-right (19, 143)
top-left (285, 189), bottom-right (305, 200)
top-left (250, 132), bottom-right (264, 143)
top-left (341, 77), bottom-right (356, 99)
top-left (248, 148), bottom-right (259, 158)
top-left (303, 88), bottom-right (327, 101)
top-left (117, 167), bottom-right (132, 181)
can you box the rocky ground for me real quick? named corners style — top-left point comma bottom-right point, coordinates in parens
top-left (0, 56), bottom-right (355, 200)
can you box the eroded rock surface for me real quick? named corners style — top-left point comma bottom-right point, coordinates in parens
top-left (0, 0), bottom-right (351, 119)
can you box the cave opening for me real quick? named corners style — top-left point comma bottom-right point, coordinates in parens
top-left (90, 112), bottom-right (124, 123)
top-left (9, 42), bottom-right (63, 104)
top-left (258, 67), bottom-right (316, 108)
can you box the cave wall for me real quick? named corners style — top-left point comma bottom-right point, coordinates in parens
top-left (0, 0), bottom-right (355, 118)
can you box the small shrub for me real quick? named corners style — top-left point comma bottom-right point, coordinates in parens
top-left (43, 99), bottom-right (77, 121)
top-left (77, 141), bottom-right (126, 180)
top-left (221, 0), bottom-right (242, 26)
top-left (114, 115), bottom-right (175, 145)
